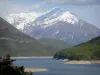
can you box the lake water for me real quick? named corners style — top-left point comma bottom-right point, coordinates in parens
top-left (13, 58), bottom-right (100, 75)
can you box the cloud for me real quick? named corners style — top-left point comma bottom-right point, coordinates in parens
top-left (46, 0), bottom-right (70, 4)
top-left (92, 5), bottom-right (100, 8)
top-left (46, 0), bottom-right (100, 5)
top-left (0, 0), bottom-right (16, 16)
top-left (32, 4), bottom-right (40, 8)
top-left (0, 0), bottom-right (33, 17)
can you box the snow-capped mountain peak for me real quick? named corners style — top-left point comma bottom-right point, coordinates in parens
top-left (5, 8), bottom-right (79, 29)
top-left (40, 7), bottom-right (62, 16)
top-left (5, 8), bottom-right (100, 45)
top-left (34, 8), bottom-right (79, 28)
top-left (35, 7), bottom-right (62, 21)
top-left (5, 12), bottom-right (40, 30)
top-left (59, 11), bottom-right (79, 24)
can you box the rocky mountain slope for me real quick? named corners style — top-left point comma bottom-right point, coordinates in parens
top-left (5, 8), bottom-right (100, 44)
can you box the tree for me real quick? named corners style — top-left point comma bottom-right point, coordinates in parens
top-left (0, 55), bottom-right (33, 75)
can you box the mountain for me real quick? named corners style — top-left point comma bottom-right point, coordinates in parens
top-left (0, 17), bottom-right (58, 56)
top-left (54, 36), bottom-right (100, 60)
top-left (5, 8), bottom-right (100, 44)
top-left (38, 38), bottom-right (73, 50)
top-left (5, 12), bottom-right (40, 30)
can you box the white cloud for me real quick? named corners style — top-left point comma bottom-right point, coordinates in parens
top-left (32, 4), bottom-right (40, 8)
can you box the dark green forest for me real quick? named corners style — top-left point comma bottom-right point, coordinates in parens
top-left (54, 36), bottom-right (100, 60)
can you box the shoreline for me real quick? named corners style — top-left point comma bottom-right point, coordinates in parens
top-left (11, 56), bottom-right (53, 59)
top-left (64, 60), bottom-right (100, 64)
top-left (24, 68), bottom-right (49, 72)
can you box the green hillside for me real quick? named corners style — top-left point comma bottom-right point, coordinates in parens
top-left (0, 17), bottom-right (57, 56)
top-left (54, 36), bottom-right (100, 60)
top-left (38, 38), bottom-right (73, 50)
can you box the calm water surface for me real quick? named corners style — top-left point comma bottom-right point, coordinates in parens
top-left (13, 58), bottom-right (100, 75)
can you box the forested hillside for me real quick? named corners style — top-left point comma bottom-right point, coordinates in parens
top-left (54, 36), bottom-right (100, 60)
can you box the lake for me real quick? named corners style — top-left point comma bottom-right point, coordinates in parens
top-left (13, 58), bottom-right (100, 75)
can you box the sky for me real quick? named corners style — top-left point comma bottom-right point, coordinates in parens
top-left (0, 0), bottom-right (100, 28)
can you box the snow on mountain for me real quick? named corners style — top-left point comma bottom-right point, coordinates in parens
top-left (59, 11), bottom-right (79, 24)
top-left (5, 8), bottom-right (79, 29)
top-left (34, 8), bottom-right (79, 28)
top-left (5, 8), bottom-right (100, 44)
top-left (5, 12), bottom-right (40, 30)
top-left (35, 8), bottom-right (62, 22)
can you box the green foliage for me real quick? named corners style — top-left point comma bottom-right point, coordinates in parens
top-left (0, 55), bottom-right (33, 75)
top-left (54, 36), bottom-right (100, 60)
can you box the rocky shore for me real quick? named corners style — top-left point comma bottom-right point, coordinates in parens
top-left (24, 68), bottom-right (49, 72)
top-left (64, 60), bottom-right (100, 64)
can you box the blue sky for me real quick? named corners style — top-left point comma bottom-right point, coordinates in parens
top-left (0, 0), bottom-right (100, 28)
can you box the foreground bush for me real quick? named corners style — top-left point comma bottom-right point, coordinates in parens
top-left (0, 54), bottom-right (33, 75)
